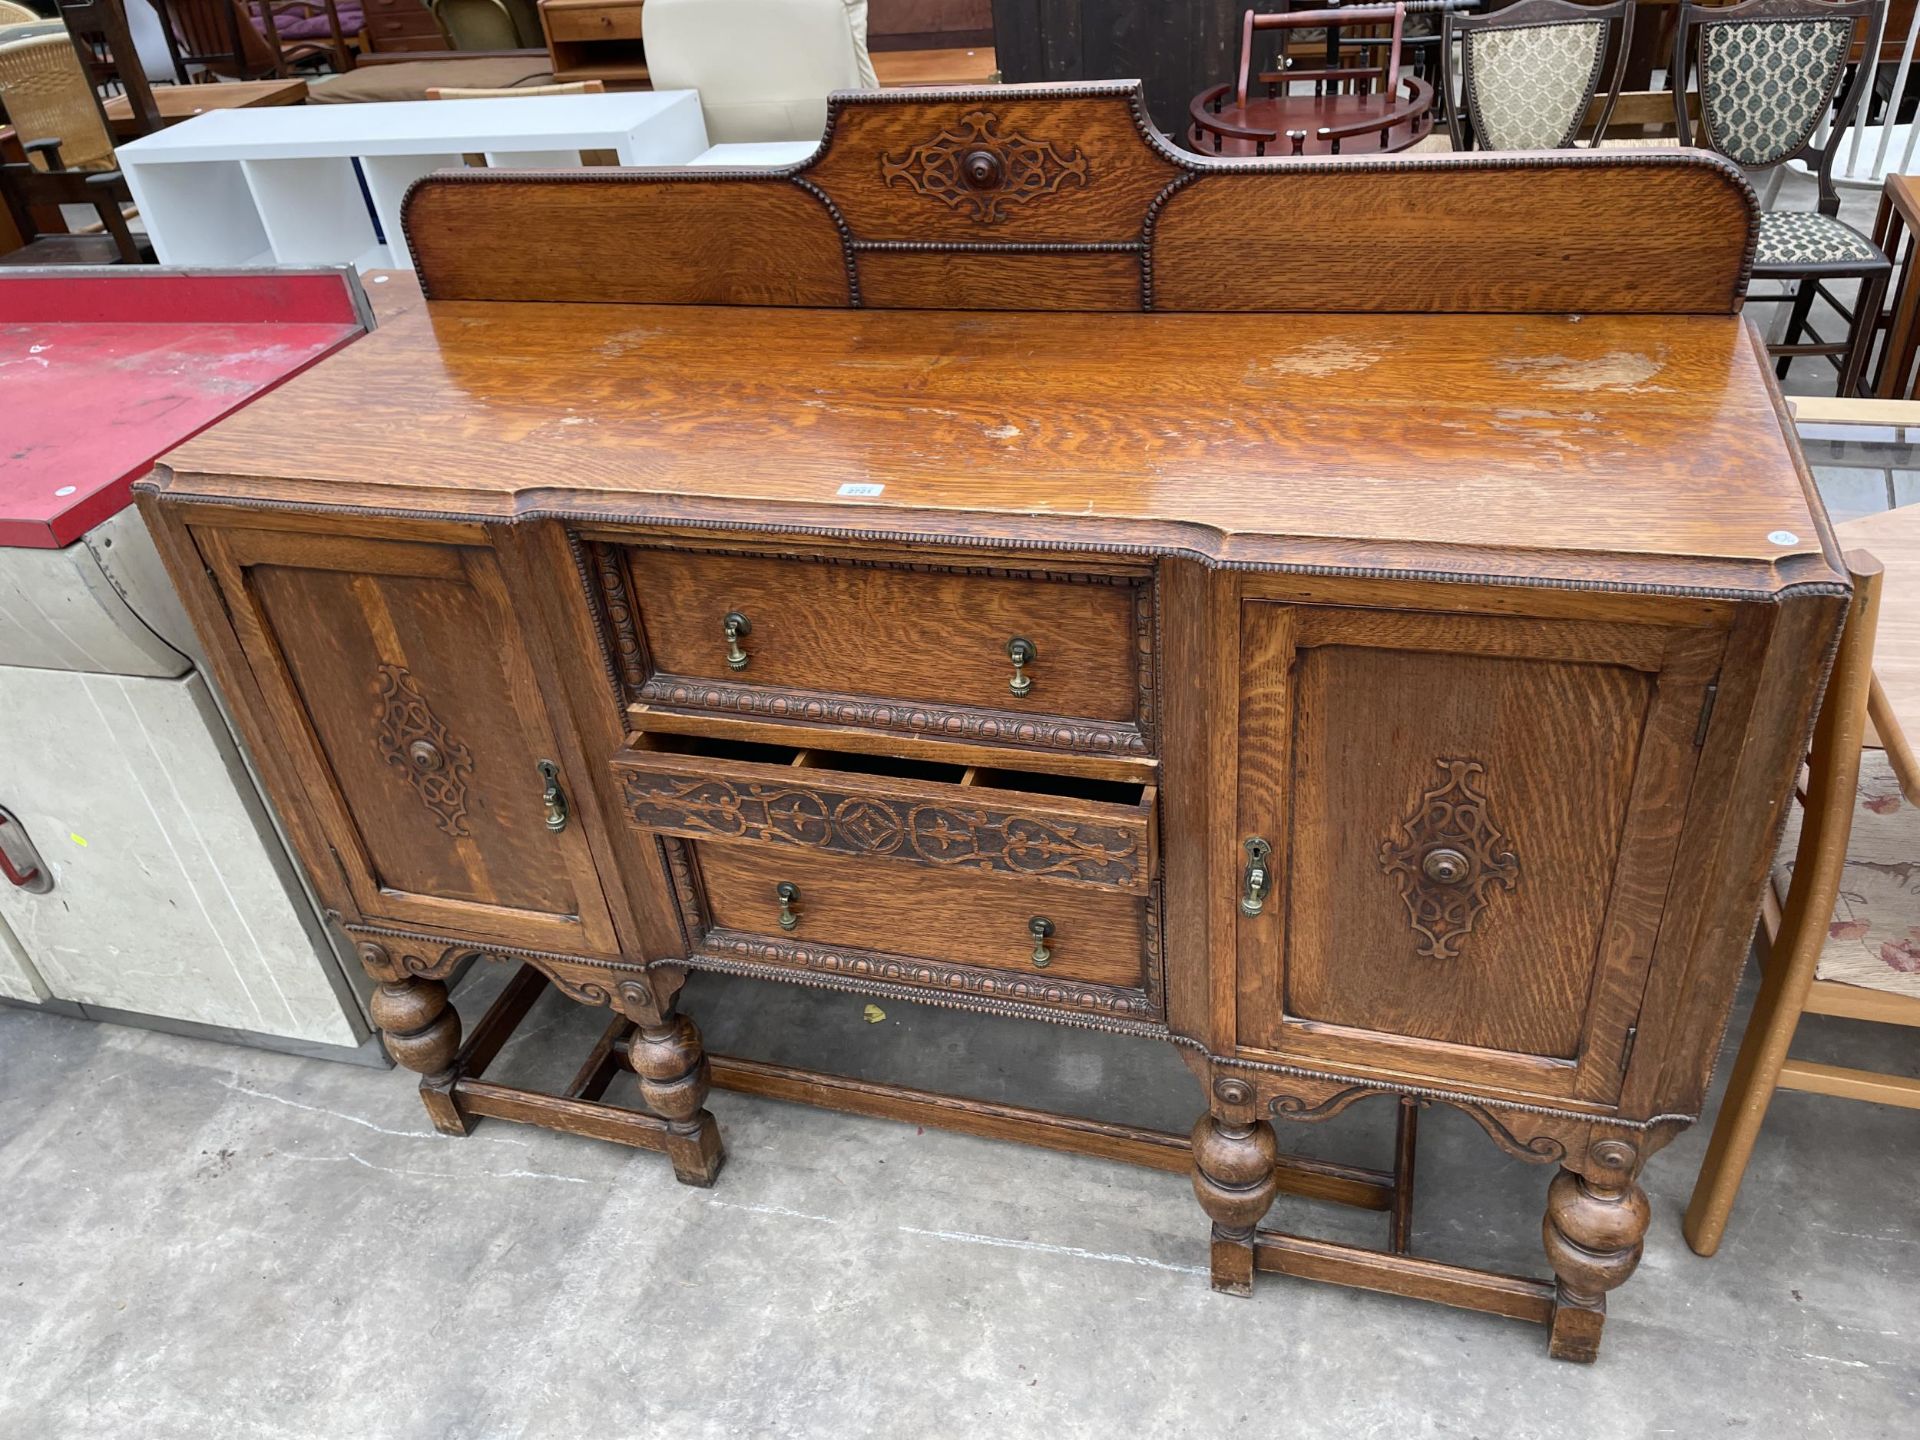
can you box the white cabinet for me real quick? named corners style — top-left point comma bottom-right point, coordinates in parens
top-left (116, 92), bottom-right (709, 272)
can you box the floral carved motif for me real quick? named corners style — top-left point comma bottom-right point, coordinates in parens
top-left (621, 773), bottom-right (1144, 889)
top-left (372, 664), bottom-right (476, 838)
top-left (1378, 758), bottom-right (1519, 960)
top-left (879, 109), bottom-right (1091, 224)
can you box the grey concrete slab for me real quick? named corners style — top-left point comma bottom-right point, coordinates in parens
top-left (1, 961), bottom-right (1915, 1439)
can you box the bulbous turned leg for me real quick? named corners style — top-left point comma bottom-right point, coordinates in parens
top-left (1191, 1105), bottom-right (1281, 1297)
top-left (626, 1000), bottom-right (724, 1188)
top-left (368, 975), bottom-right (467, 1136)
top-left (1542, 1143), bottom-right (1651, 1363)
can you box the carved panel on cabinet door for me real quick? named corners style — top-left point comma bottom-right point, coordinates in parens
top-left (619, 772), bottom-right (1145, 887)
top-left (372, 664), bottom-right (476, 838)
top-left (879, 109), bottom-right (1092, 225)
top-left (1377, 758), bottom-right (1521, 961)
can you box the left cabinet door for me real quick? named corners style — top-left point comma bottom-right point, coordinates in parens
top-left (199, 526), bottom-right (618, 955)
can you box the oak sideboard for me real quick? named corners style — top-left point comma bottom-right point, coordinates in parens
top-left (139, 82), bottom-right (1846, 1361)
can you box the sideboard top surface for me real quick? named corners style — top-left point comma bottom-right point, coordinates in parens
top-left (155, 298), bottom-right (1832, 589)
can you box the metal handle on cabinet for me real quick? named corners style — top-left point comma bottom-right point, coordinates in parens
top-left (1007, 636), bottom-right (1037, 696)
top-left (1240, 837), bottom-right (1271, 916)
top-left (537, 760), bottom-right (569, 833)
top-left (776, 881), bottom-right (801, 931)
top-left (1421, 847), bottom-right (1469, 885)
top-left (0, 807), bottom-right (52, 895)
top-left (723, 611), bottom-right (752, 671)
top-left (1029, 915), bottom-right (1054, 967)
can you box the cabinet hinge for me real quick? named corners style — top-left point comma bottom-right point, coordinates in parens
top-left (1693, 680), bottom-right (1720, 747)
top-left (1619, 1024), bottom-right (1639, 1076)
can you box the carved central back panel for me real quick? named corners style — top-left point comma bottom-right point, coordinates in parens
top-left (403, 81), bottom-right (1759, 316)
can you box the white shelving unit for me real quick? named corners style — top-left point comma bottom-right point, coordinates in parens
top-left (116, 92), bottom-right (709, 271)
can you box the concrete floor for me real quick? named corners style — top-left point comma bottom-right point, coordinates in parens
top-left (3, 954), bottom-right (1916, 1439)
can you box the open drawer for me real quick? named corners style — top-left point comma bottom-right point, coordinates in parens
top-left (611, 735), bottom-right (1157, 896)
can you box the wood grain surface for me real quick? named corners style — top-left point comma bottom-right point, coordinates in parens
top-left (155, 305), bottom-right (1825, 583)
top-left (693, 840), bottom-right (1148, 988)
top-left (401, 83), bottom-right (1755, 316)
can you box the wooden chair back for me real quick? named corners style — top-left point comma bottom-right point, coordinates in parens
top-left (59, 0), bottom-right (164, 137)
top-left (153, 0), bottom-right (280, 80)
top-left (1444, 0), bottom-right (1634, 151)
top-left (0, 30), bottom-right (116, 170)
top-left (1674, 0), bottom-right (1885, 217)
top-left (425, 78), bottom-right (605, 97)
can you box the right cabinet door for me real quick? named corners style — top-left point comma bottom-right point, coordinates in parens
top-left (1234, 601), bottom-right (1725, 1104)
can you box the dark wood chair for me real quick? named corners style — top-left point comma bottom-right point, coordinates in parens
top-left (1675, 0), bottom-right (1889, 392)
top-left (0, 136), bottom-right (148, 264)
top-left (152, 0), bottom-right (351, 80)
top-left (58, 0), bottom-right (164, 137)
top-left (1444, 0), bottom-right (1632, 151)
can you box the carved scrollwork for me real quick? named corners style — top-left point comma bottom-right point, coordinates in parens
top-left (372, 664), bottom-right (476, 838)
top-left (621, 773), bottom-right (1144, 888)
top-left (879, 109), bottom-right (1091, 224)
top-left (698, 929), bottom-right (1152, 1018)
top-left (1378, 758), bottom-right (1519, 960)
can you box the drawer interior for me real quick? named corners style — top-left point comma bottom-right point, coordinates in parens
top-left (635, 732), bottom-right (1150, 809)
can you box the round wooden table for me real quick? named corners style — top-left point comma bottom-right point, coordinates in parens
top-left (1188, 80), bottom-right (1435, 157)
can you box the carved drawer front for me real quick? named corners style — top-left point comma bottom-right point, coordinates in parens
top-left (684, 839), bottom-right (1154, 1021)
top-left (197, 527), bottom-right (618, 955)
top-left (611, 735), bottom-right (1156, 895)
top-left (1234, 602), bottom-right (1725, 1104)
top-left (608, 545), bottom-right (1152, 757)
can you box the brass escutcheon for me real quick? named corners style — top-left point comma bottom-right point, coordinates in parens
top-left (1422, 847), bottom-right (1470, 885)
top-left (1241, 837), bottom-right (1272, 916)
top-left (537, 759), bottom-right (569, 833)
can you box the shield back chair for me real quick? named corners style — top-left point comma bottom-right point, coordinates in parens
top-left (1443, 0), bottom-right (1633, 151)
top-left (1675, 0), bottom-right (1889, 392)
top-left (1684, 534), bottom-right (1920, 1256)
top-left (0, 30), bottom-right (117, 171)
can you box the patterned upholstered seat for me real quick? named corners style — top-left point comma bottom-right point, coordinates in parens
top-left (1756, 209), bottom-right (1882, 267)
top-left (1773, 750), bottom-right (1920, 1000)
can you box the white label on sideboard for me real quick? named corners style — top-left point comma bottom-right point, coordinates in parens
top-left (837, 483), bottom-right (885, 497)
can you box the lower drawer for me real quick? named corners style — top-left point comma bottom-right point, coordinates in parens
top-left (686, 840), bottom-right (1155, 1018)
top-left (545, 2), bottom-right (645, 42)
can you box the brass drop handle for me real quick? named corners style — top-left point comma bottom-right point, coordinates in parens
top-left (723, 611), bottom-right (752, 671)
top-left (1029, 915), bottom-right (1054, 967)
top-left (1422, 847), bottom-right (1470, 885)
top-left (776, 880), bottom-right (801, 931)
top-left (1241, 836), bottom-right (1272, 916)
top-left (1007, 636), bottom-right (1037, 696)
top-left (537, 759), bottom-right (569, 833)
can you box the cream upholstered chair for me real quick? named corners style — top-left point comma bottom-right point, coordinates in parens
top-left (0, 31), bottom-right (116, 172)
top-left (643, 0), bottom-right (877, 165)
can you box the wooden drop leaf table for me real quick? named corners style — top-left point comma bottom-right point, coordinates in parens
top-left (139, 82), bottom-right (1844, 1363)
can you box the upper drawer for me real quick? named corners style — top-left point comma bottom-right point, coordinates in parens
top-left (607, 544), bottom-right (1153, 757)
top-left (544, 2), bottom-right (645, 42)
